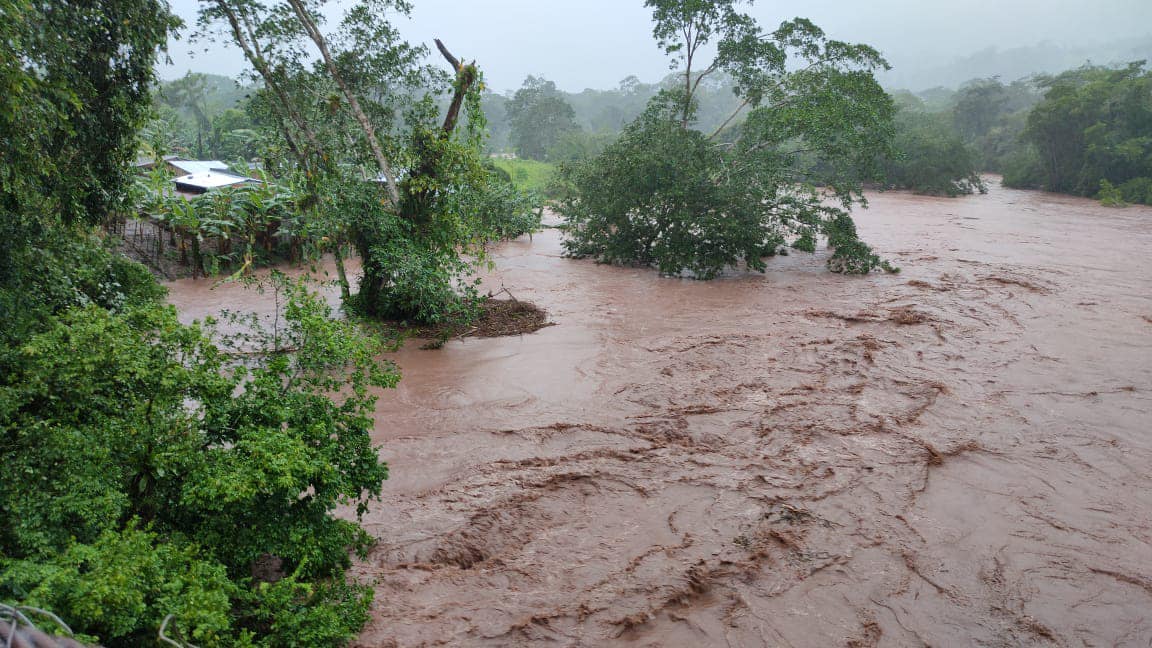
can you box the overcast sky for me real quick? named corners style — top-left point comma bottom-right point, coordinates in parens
top-left (163, 0), bottom-right (1152, 93)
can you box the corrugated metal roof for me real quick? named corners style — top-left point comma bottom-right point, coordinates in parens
top-left (168, 159), bottom-right (231, 175)
top-left (173, 172), bottom-right (256, 191)
top-left (135, 154), bottom-right (186, 168)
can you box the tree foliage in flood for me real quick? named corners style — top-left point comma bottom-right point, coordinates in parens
top-left (195, 0), bottom-right (540, 325)
top-left (559, 0), bottom-right (898, 277)
top-left (1003, 62), bottom-right (1152, 205)
top-left (878, 94), bottom-right (986, 197)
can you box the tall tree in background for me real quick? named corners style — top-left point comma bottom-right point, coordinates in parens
top-left (505, 75), bottom-right (581, 160)
top-left (948, 77), bottom-right (1040, 172)
top-left (162, 72), bottom-right (213, 157)
top-left (952, 77), bottom-right (1008, 141)
top-left (560, 0), bottom-right (897, 277)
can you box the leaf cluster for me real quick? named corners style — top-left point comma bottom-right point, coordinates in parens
top-left (1, 279), bottom-right (395, 646)
top-left (197, 1), bottom-right (542, 324)
top-left (878, 106), bottom-right (986, 196)
top-left (505, 76), bottom-right (582, 161)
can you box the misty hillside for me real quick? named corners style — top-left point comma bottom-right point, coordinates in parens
top-left (882, 35), bottom-right (1152, 90)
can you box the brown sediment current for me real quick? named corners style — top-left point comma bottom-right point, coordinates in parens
top-left (166, 177), bottom-right (1152, 647)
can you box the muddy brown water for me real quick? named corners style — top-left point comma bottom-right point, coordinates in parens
top-left (166, 178), bottom-right (1152, 647)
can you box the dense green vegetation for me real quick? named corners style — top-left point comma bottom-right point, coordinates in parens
top-left (879, 94), bottom-right (986, 196)
top-left (185, 0), bottom-right (540, 325)
top-left (150, 73), bottom-right (259, 161)
top-left (1, 0), bottom-right (540, 644)
top-left (878, 62), bottom-right (1151, 206)
top-left (504, 76), bottom-right (581, 161)
top-left (3, 0), bottom-right (1146, 643)
top-left (1, 1), bottom-right (396, 645)
top-left (559, 0), bottom-right (899, 277)
top-left (149, 26), bottom-right (1149, 210)
top-left (1003, 63), bottom-right (1152, 205)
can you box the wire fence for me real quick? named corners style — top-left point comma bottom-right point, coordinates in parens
top-left (0, 606), bottom-right (197, 648)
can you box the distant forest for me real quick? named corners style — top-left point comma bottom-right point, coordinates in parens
top-left (153, 47), bottom-right (1152, 206)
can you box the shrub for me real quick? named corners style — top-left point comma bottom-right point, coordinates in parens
top-left (1, 277), bottom-right (395, 646)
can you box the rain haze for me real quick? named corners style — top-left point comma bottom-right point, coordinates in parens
top-left (164, 0), bottom-right (1152, 91)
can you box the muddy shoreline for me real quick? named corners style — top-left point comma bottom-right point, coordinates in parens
top-left (166, 178), bottom-right (1152, 646)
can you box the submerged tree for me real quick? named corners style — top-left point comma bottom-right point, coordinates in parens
top-left (880, 96), bottom-right (985, 197)
top-left (198, 0), bottom-right (538, 323)
top-left (559, 0), bottom-right (897, 276)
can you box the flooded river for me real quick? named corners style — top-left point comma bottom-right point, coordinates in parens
top-left (167, 178), bottom-right (1152, 646)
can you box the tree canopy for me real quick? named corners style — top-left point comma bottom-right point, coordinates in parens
top-left (195, 0), bottom-right (540, 324)
top-left (505, 76), bottom-right (581, 161)
top-left (1004, 62), bottom-right (1152, 204)
top-left (0, 2), bottom-right (397, 645)
top-left (559, 0), bottom-right (898, 277)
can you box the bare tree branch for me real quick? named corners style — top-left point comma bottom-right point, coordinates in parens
top-left (435, 38), bottom-right (460, 70)
top-left (434, 39), bottom-right (475, 133)
top-left (707, 97), bottom-right (750, 140)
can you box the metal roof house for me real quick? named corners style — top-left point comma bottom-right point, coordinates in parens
top-left (135, 156), bottom-right (240, 177)
top-left (168, 159), bottom-right (232, 176)
top-left (173, 170), bottom-right (260, 195)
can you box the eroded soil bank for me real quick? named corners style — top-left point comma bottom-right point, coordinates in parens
top-left (167, 178), bottom-right (1152, 647)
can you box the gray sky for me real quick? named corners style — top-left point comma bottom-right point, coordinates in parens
top-left (163, 0), bottom-right (1152, 93)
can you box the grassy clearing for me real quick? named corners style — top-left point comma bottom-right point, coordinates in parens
top-left (492, 158), bottom-right (557, 195)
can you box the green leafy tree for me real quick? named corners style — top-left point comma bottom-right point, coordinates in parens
top-left (559, 0), bottom-right (897, 277)
top-left (1097, 179), bottom-right (1128, 206)
top-left (952, 77), bottom-right (1008, 141)
top-left (212, 107), bottom-right (260, 161)
top-left (479, 90), bottom-right (512, 152)
top-left (152, 74), bottom-right (260, 159)
top-left (505, 76), bottom-right (581, 161)
top-left (547, 129), bottom-right (617, 163)
top-left (882, 101), bottom-right (986, 196)
top-left (2, 280), bottom-right (396, 646)
top-left (1, 2), bottom-right (400, 644)
top-left (198, 0), bottom-right (538, 323)
top-left (949, 77), bottom-right (1040, 172)
top-left (163, 72), bottom-right (214, 157)
top-left (0, 0), bottom-right (180, 347)
top-left (1006, 62), bottom-right (1152, 202)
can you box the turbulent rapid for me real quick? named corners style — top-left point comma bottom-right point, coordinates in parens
top-left (167, 178), bottom-right (1152, 647)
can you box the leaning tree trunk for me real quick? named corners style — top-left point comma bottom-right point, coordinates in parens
top-left (212, 0), bottom-right (326, 167)
top-left (286, 0), bottom-right (401, 209)
top-left (355, 40), bottom-right (479, 317)
top-left (281, 2), bottom-right (483, 314)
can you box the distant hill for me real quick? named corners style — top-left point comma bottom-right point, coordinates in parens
top-left (882, 36), bottom-right (1152, 90)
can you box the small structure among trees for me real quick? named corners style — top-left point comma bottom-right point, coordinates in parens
top-left (195, 0), bottom-right (540, 324)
